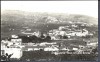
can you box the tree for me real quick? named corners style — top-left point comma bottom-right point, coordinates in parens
top-left (7, 53), bottom-right (13, 61)
top-left (30, 35), bottom-right (38, 43)
top-left (62, 35), bottom-right (68, 39)
top-left (91, 47), bottom-right (98, 54)
top-left (1, 53), bottom-right (13, 61)
top-left (40, 33), bottom-right (45, 39)
top-left (45, 36), bottom-right (51, 41)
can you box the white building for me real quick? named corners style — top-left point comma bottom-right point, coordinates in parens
top-left (1, 48), bottom-right (22, 59)
top-left (11, 35), bottom-right (18, 38)
top-left (28, 48), bottom-right (34, 51)
top-left (33, 48), bottom-right (42, 51)
top-left (74, 29), bottom-right (88, 36)
top-left (44, 47), bottom-right (59, 51)
top-left (11, 38), bottom-right (22, 45)
top-left (51, 36), bottom-right (58, 40)
top-left (72, 48), bottom-right (78, 51)
top-left (1, 43), bottom-right (7, 55)
top-left (61, 48), bottom-right (69, 51)
top-left (59, 31), bottom-right (66, 36)
top-left (59, 26), bottom-right (65, 30)
top-left (87, 42), bottom-right (98, 46)
top-left (33, 31), bottom-right (41, 37)
top-left (72, 25), bottom-right (78, 27)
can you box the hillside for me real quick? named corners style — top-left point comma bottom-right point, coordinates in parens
top-left (1, 10), bottom-right (98, 38)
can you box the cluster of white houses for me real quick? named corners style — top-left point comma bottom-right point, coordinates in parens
top-left (48, 26), bottom-right (92, 40)
top-left (1, 24), bottom-right (97, 59)
top-left (1, 35), bottom-right (98, 59)
top-left (20, 24), bottom-right (93, 41)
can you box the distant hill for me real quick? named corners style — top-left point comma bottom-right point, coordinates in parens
top-left (1, 10), bottom-right (98, 38)
top-left (1, 10), bottom-right (98, 25)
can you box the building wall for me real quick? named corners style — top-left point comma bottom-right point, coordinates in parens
top-left (4, 48), bottom-right (22, 59)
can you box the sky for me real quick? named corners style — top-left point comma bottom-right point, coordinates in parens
top-left (1, 1), bottom-right (98, 18)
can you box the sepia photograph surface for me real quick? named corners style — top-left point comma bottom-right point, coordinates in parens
top-left (1, 1), bottom-right (98, 61)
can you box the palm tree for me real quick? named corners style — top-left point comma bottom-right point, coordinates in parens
top-left (5, 53), bottom-right (13, 61)
top-left (8, 53), bottom-right (13, 61)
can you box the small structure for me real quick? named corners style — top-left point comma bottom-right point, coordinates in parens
top-left (11, 35), bottom-right (18, 38)
top-left (72, 48), bottom-right (78, 51)
top-left (11, 35), bottom-right (22, 45)
top-left (44, 47), bottom-right (59, 51)
top-left (87, 42), bottom-right (98, 47)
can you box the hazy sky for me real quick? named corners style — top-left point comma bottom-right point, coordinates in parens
top-left (1, 1), bottom-right (98, 18)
